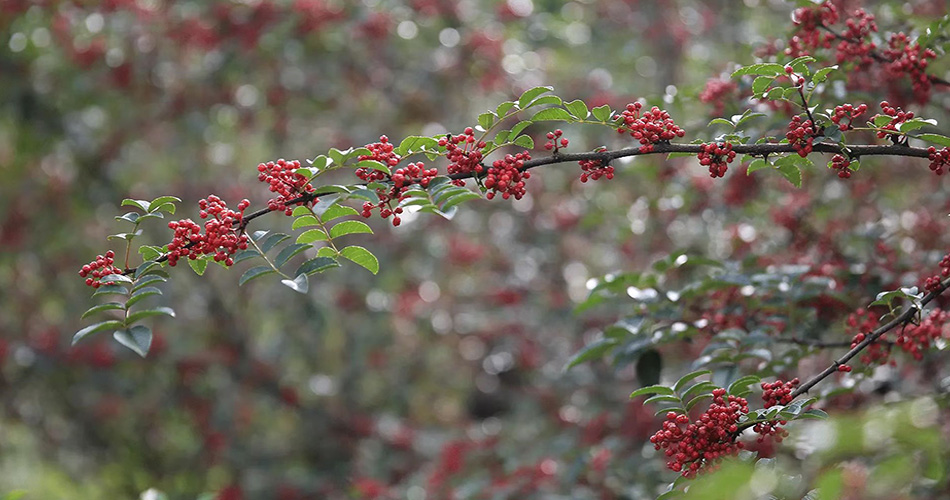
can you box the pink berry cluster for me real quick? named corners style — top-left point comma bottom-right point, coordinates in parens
top-left (847, 308), bottom-right (888, 366)
top-left (360, 162), bottom-right (437, 227)
top-left (78, 250), bottom-right (122, 288)
top-left (698, 78), bottom-right (737, 116)
top-left (786, 115), bottom-right (817, 157)
top-left (873, 101), bottom-right (913, 144)
top-left (830, 103), bottom-right (868, 131)
top-left (834, 9), bottom-right (877, 68)
top-left (761, 378), bottom-right (799, 408)
top-left (785, 2), bottom-right (838, 57)
top-left (257, 159), bottom-right (316, 216)
top-left (543, 129), bottom-right (568, 151)
top-left (927, 146), bottom-right (949, 176)
top-left (883, 32), bottom-right (938, 103)
top-left (614, 102), bottom-right (685, 153)
top-left (649, 389), bottom-right (748, 477)
top-left (440, 128), bottom-right (486, 186)
top-left (484, 151), bottom-right (531, 200)
top-left (697, 142), bottom-right (736, 178)
top-left (578, 148), bottom-right (613, 183)
top-left (895, 309), bottom-right (949, 361)
top-left (830, 154), bottom-right (853, 178)
top-left (356, 135), bottom-right (401, 184)
top-left (166, 196), bottom-right (249, 267)
top-left (924, 253), bottom-right (950, 293)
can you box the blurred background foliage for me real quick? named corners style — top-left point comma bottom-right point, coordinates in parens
top-left (1, 0), bottom-right (949, 499)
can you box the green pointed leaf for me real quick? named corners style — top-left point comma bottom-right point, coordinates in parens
top-left (339, 245), bottom-right (379, 274)
top-left (654, 407), bottom-right (687, 418)
top-left (727, 375), bottom-right (761, 396)
top-left (565, 99), bottom-right (589, 119)
top-left (73, 320), bottom-right (124, 345)
top-left (239, 266), bottom-right (276, 285)
top-left (513, 135), bottom-right (534, 149)
top-left (126, 306), bottom-right (175, 324)
top-left (735, 112), bottom-right (766, 128)
top-left (296, 256), bottom-right (340, 276)
top-left (93, 284), bottom-right (129, 297)
top-left (291, 206), bottom-right (312, 217)
top-left (280, 273), bottom-right (309, 294)
top-left (188, 258), bottom-right (208, 276)
top-left (138, 246), bottom-right (163, 262)
top-left (643, 394), bottom-right (682, 406)
top-left (293, 215), bottom-right (320, 229)
top-left (673, 369), bottom-right (712, 393)
top-left (116, 212), bottom-right (139, 224)
top-left (126, 287), bottom-right (162, 308)
top-left (131, 274), bottom-right (166, 292)
top-left (747, 158), bottom-right (769, 174)
top-left (478, 112), bottom-right (496, 130)
top-left (275, 243), bottom-right (310, 268)
top-left (812, 65), bottom-right (838, 83)
top-left (509, 120), bottom-right (533, 138)
top-left (526, 95), bottom-right (563, 108)
top-left (629, 384), bottom-right (675, 399)
top-left (258, 233), bottom-right (290, 254)
top-left (81, 302), bottom-right (125, 320)
top-left (121, 199), bottom-right (150, 212)
top-left (113, 325), bottom-right (152, 357)
top-left (731, 63), bottom-right (785, 79)
top-left (496, 101), bottom-right (516, 117)
top-left (440, 191), bottom-right (482, 210)
top-left (329, 220), bottom-right (373, 238)
top-left (591, 104), bottom-right (611, 122)
top-left (916, 133), bottom-right (950, 148)
top-left (752, 75), bottom-right (774, 95)
top-left (355, 159), bottom-right (391, 175)
top-left (565, 337), bottom-right (619, 369)
top-left (518, 86), bottom-right (554, 108)
top-left (685, 393), bottom-right (714, 411)
top-left (108, 231), bottom-right (142, 241)
top-left (708, 118), bottom-right (735, 128)
top-left (530, 107), bottom-right (574, 123)
top-left (680, 381), bottom-right (717, 402)
top-left (134, 261), bottom-right (166, 279)
top-left (787, 55), bottom-right (816, 73)
top-left (797, 408), bottom-right (829, 420)
top-left (316, 247), bottom-right (337, 258)
top-left (148, 196), bottom-right (181, 213)
top-left (231, 249), bottom-right (261, 264)
top-left (297, 229), bottom-right (329, 244)
top-left (774, 157), bottom-right (803, 188)
top-left (872, 115), bottom-right (894, 127)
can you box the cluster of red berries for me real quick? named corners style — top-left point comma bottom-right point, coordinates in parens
top-left (847, 309), bottom-right (889, 366)
top-left (440, 128), bottom-right (486, 186)
top-left (784, 65), bottom-right (806, 87)
top-left (257, 159), bottom-right (316, 216)
top-left (543, 129), bottom-right (568, 151)
top-left (924, 251), bottom-right (950, 293)
top-left (874, 101), bottom-right (913, 144)
top-left (830, 103), bottom-right (868, 131)
top-left (830, 154), bottom-right (853, 178)
top-left (883, 32), bottom-right (938, 103)
top-left (166, 196), bottom-right (249, 267)
top-left (895, 309), bottom-right (949, 361)
top-left (356, 135), bottom-right (402, 184)
top-left (649, 389), bottom-right (748, 477)
top-left (614, 102), bottom-right (685, 153)
top-left (785, 2), bottom-right (838, 57)
top-left (360, 162), bottom-right (437, 227)
top-left (927, 146), bottom-right (949, 176)
top-left (786, 115), bottom-right (817, 157)
top-left (761, 378), bottom-right (799, 408)
top-left (697, 142), bottom-right (736, 178)
top-left (484, 151), bottom-right (531, 200)
top-left (578, 148), bottom-right (613, 183)
top-left (78, 250), bottom-right (123, 288)
top-left (834, 9), bottom-right (878, 68)
top-left (698, 78), bottom-right (737, 116)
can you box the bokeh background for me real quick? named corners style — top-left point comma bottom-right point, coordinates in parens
top-left (1, 1), bottom-right (949, 499)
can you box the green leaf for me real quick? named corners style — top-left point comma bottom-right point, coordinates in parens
top-left (899, 117), bottom-right (938, 133)
top-left (591, 104), bottom-right (612, 122)
top-left (258, 233), bottom-right (290, 254)
top-left (99, 273), bottom-right (133, 284)
top-left (148, 196), bottom-right (181, 213)
top-left (530, 107), bottom-right (574, 123)
top-left (126, 306), bottom-right (175, 324)
top-left (731, 62), bottom-right (786, 79)
top-left (296, 256), bottom-right (340, 276)
top-left (274, 243), bottom-right (310, 268)
top-left (752, 75), bottom-right (773, 95)
top-left (565, 99), bottom-right (589, 119)
top-left (496, 100), bottom-right (516, 117)
top-left (316, 247), bottom-right (337, 258)
top-left (239, 266), bottom-right (276, 285)
top-left (629, 384), bottom-right (675, 399)
top-left (126, 287), bottom-right (162, 308)
top-left (188, 258), bottom-right (208, 276)
top-left (73, 320), bottom-right (124, 345)
top-left (296, 229), bottom-right (329, 244)
top-left (787, 55), bottom-right (816, 73)
top-left (872, 114), bottom-right (894, 128)
top-left (916, 133), bottom-right (950, 148)
top-left (644, 394), bottom-right (682, 406)
top-left (708, 117), bottom-right (734, 128)
top-left (292, 215), bottom-right (319, 230)
top-left (116, 212), bottom-right (139, 224)
top-left (340, 245), bottom-right (379, 274)
top-left (108, 231), bottom-right (143, 241)
top-left (440, 191), bottom-right (482, 210)
top-left (329, 220), bottom-right (373, 238)
top-left (797, 408), bottom-right (829, 420)
top-left (680, 381), bottom-right (717, 402)
top-left (654, 407), bottom-right (687, 418)
top-left (735, 112), bottom-right (766, 128)
top-left (280, 273), bottom-right (309, 294)
top-left (121, 199), bottom-right (150, 212)
top-left (509, 120), bottom-right (533, 138)
top-left (685, 393), bottom-right (714, 411)
top-left (727, 375), bottom-right (761, 396)
top-left (774, 157), bottom-right (803, 188)
top-left (478, 111), bottom-right (496, 129)
top-left (565, 337), bottom-right (619, 369)
top-left (231, 249), bottom-right (261, 265)
top-left (321, 203), bottom-right (360, 221)
top-left (81, 302), bottom-right (125, 320)
top-left (812, 65), bottom-right (838, 83)
top-left (134, 260), bottom-right (165, 279)
top-left (747, 158), bottom-right (769, 174)
top-left (518, 86), bottom-right (554, 108)
top-left (354, 159), bottom-right (391, 175)
top-left (526, 95), bottom-right (563, 108)
top-left (113, 325), bottom-right (152, 357)
top-left (513, 135), bottom-right (534, 149)
top-left (291, 206), bottom-right (312, 217)
top-left (131, 274), bottom-right (166, 292)
top-left (93, 284), bottom-right (129, 297)
top-left (673, 369), bottom-right (712, 393)
top-left (138, 246), bottom-right (163, 262)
